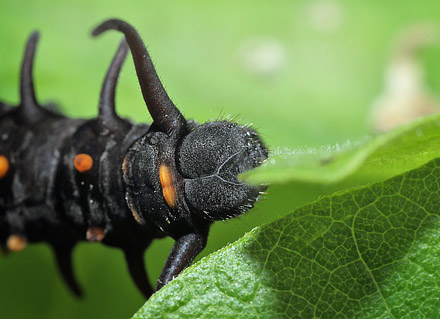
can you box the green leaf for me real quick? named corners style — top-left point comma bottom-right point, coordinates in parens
top-left (242, 114), bottom-right (440, 186)
top-left (134, 158), bottom-right (440, 318)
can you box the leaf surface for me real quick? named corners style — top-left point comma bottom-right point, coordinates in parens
top-left (242, 114), bottom-right (440, 186)
top-left (134, 158), bottom-right (440, 318)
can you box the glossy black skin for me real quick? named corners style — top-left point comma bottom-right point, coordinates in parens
top-left (0, 19), bottom-right (267, 298)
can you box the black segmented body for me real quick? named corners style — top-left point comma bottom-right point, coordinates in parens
top-left (0, 19), bottom-right (268, 298)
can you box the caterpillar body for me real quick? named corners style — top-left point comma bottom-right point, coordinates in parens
top-left (0, 19), bottom-right (268, 298)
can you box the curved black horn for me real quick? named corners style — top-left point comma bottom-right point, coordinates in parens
top-left (18, 31), bottom-right (44, 123)
top-left (92, 19), bottom-right (187, 136)
top-left (97, 38), bottom-right (129, 130)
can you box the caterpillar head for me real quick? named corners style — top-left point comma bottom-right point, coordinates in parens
top-left (93, 20), bottom-right (267, 234)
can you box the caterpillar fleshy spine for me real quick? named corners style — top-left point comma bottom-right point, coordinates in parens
top-left (0, 19), bottom-right (268, 298)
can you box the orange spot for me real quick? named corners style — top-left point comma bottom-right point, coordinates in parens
top-left (0, 155), bottom-right (9, 179)
top-left (6, 235), bottom-right (27, 252)
top-left (74, 153), bottom-right (93, 172)
top-left (159, 165), bottom-right (176, 208)
top-left (86, 227), bottom-right (106, 242)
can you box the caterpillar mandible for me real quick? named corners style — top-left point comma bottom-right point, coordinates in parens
top-left (0, 19), bottom-right (268, 298)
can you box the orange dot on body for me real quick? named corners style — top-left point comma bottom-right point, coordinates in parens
top-left (74, 153), bottom-right (93, 172)
top-left (0, 155), bottom-right (9, 179)
top-left (86, 227), bottom-right (106, 242)
top-left (7, 235), bottom-right (27, 252)
top-left (159, 165), bottom-right (176, 208)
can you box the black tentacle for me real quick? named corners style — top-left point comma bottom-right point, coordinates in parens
top-left (123, 247), bottom-right (153, 299)
top-left (92, 19), bottom-right (187, 137)
top-left (97, 38), bottom-right (130, 131)
top-left (17, 31), bottom-right (45, 124)
top-left (51, 243), bottom-right (83, 297)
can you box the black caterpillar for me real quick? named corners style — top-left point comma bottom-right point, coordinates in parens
top-left (0, 19), bottom-right (268, 298)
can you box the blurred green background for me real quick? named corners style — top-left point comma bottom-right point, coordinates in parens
top-left (1, 0), bottom-right (440, 318)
